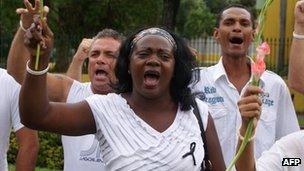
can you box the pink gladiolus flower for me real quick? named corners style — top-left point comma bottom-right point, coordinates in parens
top-left (252, 42), bottom-right (268, 79)
top-left (251, 57), bottom-right (266, 79)
top-left (256, 42), bottom-right (270, 58)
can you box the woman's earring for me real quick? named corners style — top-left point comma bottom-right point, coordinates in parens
top-left (128, 70), bottom-right (130, 74)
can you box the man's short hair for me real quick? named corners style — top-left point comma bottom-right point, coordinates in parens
top-left (93, 28), bottom-right (125, 43)
top-left (215, 4), bottom-right (256, 29)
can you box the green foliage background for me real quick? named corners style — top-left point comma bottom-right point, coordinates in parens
top-left (0, 0), bottom-right (257, 69)
top-left (8, 132), bottom-right (63, 170)
top-left (0, 0), bottom-right (220, 70)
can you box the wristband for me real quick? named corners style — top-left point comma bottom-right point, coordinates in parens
top-left (293, 31), bottom-right (304, 40)
top-left (237, 127), bottom-right (256, 142)
top-left (26, 60), bottom-right (49, 75)
top-left (19, 20), bottom-right (28, 32)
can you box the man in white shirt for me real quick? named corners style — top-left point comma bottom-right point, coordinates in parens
top-left (191, 4), bottom-right (300, 166)
top-left (7, 1), bottom-right (124, 170)
top-left (0, 68), bottom-right (38, 171)
top-left (59, 29), bottom-right (123, 171)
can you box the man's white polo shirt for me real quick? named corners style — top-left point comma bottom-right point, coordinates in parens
top-left (191, 58), bottom-right (300, 166)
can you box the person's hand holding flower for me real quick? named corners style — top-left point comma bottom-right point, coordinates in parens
top-left (238, 86), bottom-right (262, 134)
top-left (17, 0), bottom-right (49, 31)
top-left (24, 16), bottom-right (53, 56)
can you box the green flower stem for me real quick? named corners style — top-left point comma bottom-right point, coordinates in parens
top-left (34, 0), bottom-right (44, 70)
top-left (254, 0), bottom-right (274, 47)
top-left (226, 76), bottom-right (259, 171)
top-left (226, 120), bottom-right (254, 171)
top-left (35, 44), bottom-right (41, 70)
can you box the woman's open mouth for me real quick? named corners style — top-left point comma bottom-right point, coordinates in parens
top-left (143, 70), bottom-right (160, 88)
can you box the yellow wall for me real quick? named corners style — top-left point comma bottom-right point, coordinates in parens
top-left (263, 0), bottom-right (296, 38)
top-left (290, 89), bottom-right (304, 113)
top-left (262, 0), bottom-right (297, 65)
top-left (263, 0), bottom-right (280, 38)
top-left (82, 74), bottom-right (90, 82)
top-left (262, 1), bottom-right (303, 113)
top-left (286, 0), bottom-right (297, 37)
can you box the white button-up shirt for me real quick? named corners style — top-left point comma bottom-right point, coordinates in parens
top-left (191, 58), bottom-right (300, 166)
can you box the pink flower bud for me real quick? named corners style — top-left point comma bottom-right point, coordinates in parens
top-left (251, 56), bottom-right (266, 79)
top-left (256, 42), bottom-right (270, 56)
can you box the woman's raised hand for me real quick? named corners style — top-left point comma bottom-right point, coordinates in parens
top-left (24, 14), bottom-right (53, 59)
top-left (17, 0), bottom-right (49, 30)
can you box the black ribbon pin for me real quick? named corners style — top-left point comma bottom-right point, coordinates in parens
top-left (182, 142), bottom-right (197, 166)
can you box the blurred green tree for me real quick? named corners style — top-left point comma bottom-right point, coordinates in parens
top-left (1, 0), bottom-right (256, 71)
top-left (176, 0), bottom-right (215, 38)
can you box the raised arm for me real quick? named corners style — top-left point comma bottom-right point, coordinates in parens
top-left (7, 0), bottom-right (73, 102)
top-left (7, 4), bottom-right (49, 83)
top-left (66, 38), bottom-right (92, 81)
top-left (288, 0), bottom-right (304, 94)
top-left (235, 85), bottom-right (262, 171)
top-left (7, 26), bottom-right (29, 84)
top-left (19, 7), bottom-right (95, 136)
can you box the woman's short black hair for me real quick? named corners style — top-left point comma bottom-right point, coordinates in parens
top-left (114, 27), bottom-right (200, 111)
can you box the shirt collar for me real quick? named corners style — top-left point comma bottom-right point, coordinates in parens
top-left (212, 56), bottom-right (266, 86)
top-left (212, 57), bottom-right (227, 82)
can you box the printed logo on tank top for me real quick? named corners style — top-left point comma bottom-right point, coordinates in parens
top-left (79, 137), bottom-right (103, 163)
